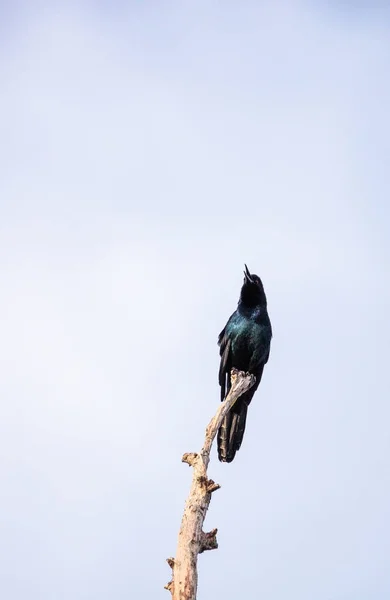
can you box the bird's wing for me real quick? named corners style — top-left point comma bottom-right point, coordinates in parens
top-left (218, 326), bottom-right (232, 401)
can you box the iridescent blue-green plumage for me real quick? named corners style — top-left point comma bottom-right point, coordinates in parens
top-left (217, 265), bottom-right (272, 463)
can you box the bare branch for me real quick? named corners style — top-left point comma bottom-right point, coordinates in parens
top-left (165, 368), bottom-right (256, 600)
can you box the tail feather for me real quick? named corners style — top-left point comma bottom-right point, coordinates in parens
top-left (217, 373), bottom-right (262, 463)
top-left (217, 400), bottom-right (248, 463)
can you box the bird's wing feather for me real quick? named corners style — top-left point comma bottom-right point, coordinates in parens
top-left (218, 335), bottom-right (231, 401)
top-left (217, 325), bottom-right (226, 348)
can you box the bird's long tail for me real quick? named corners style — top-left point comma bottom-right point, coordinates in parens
top-left (217, 396), bottom-right (249, 463)
top-left (217, 364), bottom-right (263, 463)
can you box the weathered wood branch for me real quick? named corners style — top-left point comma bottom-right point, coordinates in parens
top-left (165, 368), bottom-right (256, 600)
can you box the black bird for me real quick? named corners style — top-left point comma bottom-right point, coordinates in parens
top-left (217, 264), bottom-right (272, 462)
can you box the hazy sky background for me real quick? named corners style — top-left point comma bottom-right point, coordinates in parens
top-left (0, 1), bottom-right (389, 599)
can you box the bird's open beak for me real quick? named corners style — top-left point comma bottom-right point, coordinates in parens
top-left (244, 263), bottom-right (253, 283)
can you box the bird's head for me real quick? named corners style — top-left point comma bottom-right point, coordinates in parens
top-left (240, 264), bottom-right (267, 307)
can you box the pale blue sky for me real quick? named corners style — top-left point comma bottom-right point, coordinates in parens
top-left (0, 2), bottom-right (389, 599)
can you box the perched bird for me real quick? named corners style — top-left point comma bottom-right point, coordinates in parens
top-left (217, 264), bottom-right (272, 462)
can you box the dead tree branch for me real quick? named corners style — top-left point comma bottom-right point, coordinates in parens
top-left (165, 368), bottom-right (256, 600)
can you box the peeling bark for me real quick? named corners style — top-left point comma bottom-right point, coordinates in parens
top-left (165, 369), bottom-right (256, 600)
